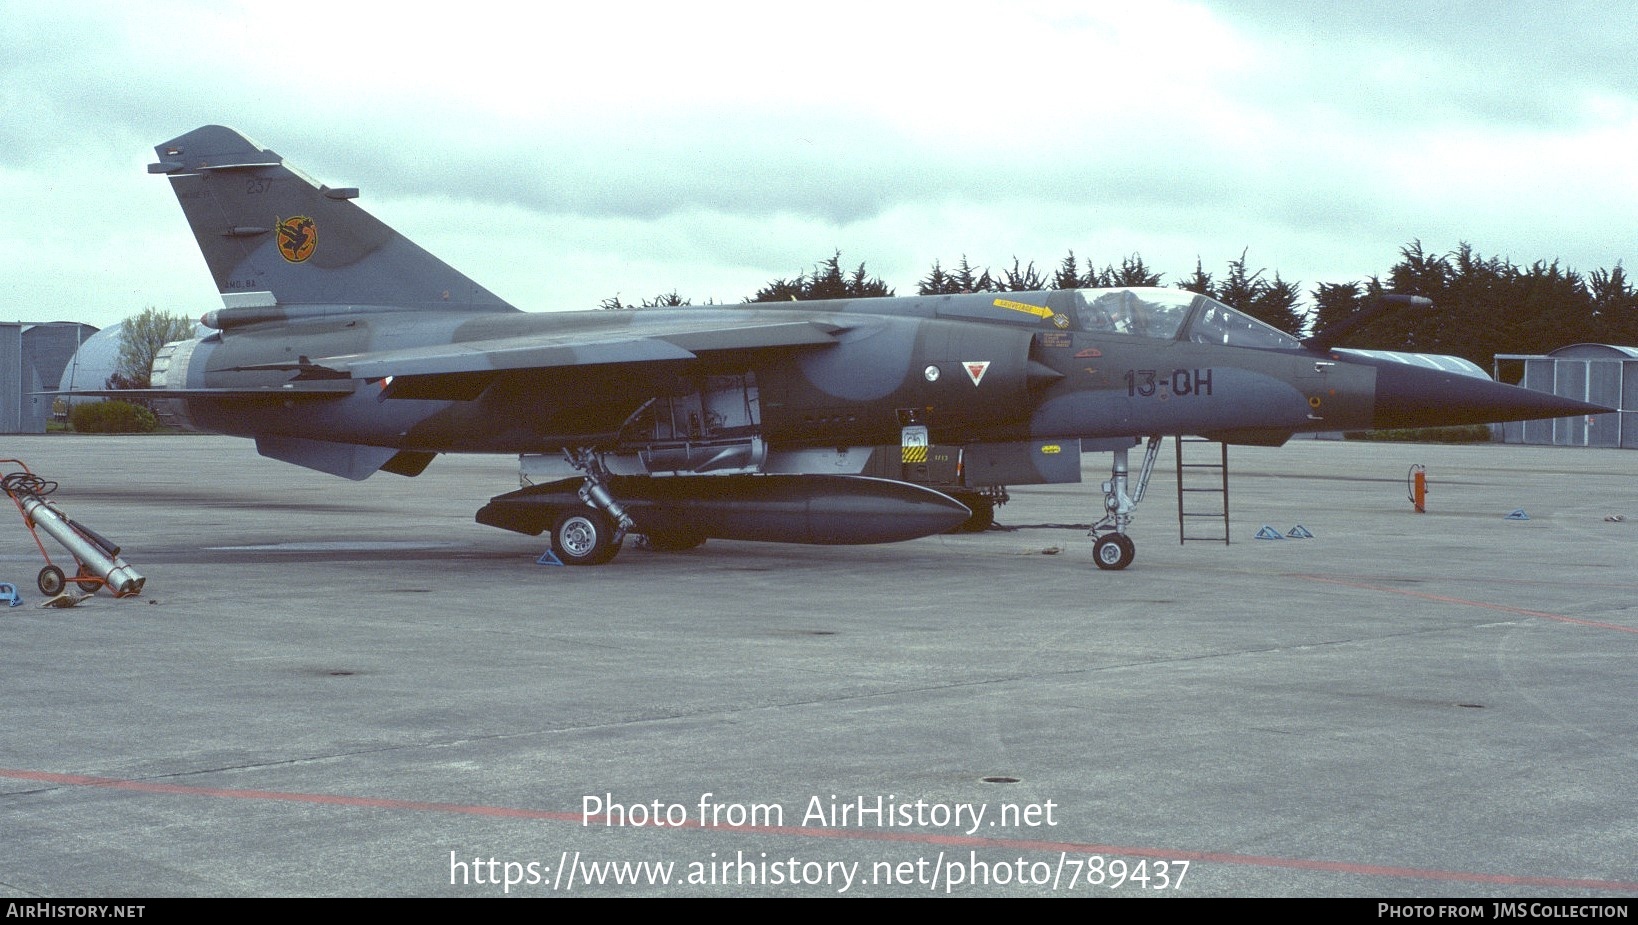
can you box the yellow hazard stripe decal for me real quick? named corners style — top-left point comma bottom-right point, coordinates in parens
top-left (993, 298), bottom-right (1053, 319)
top-left (901, 445), bottom-right (928, 463)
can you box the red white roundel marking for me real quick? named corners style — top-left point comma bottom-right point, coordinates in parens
top-left (963, 361), bottom-right (991, 386)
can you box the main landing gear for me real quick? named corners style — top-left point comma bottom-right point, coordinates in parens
top-left (554, 449), bottom-right (634, 565)
top-left (1090, 436), bottom-right (1162, 571)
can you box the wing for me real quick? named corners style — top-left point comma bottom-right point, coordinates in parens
top-left (282, 317), bottom-right (848, 400)
top-left (38, 382), bottom-right (358, 399)
top-left (50, 312), bottom-right (853, 481)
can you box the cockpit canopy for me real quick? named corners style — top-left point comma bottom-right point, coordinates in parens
top-left (1069, 288), bottom-right (1302, 349)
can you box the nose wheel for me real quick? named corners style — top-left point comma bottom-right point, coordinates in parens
top-left (1092, 533), bottom-right (1135, 570)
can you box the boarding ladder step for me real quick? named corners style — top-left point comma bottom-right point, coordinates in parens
top-left (1175, 436), bottom-right (1229, 545)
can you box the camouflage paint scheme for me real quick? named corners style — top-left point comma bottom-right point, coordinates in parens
top-left (124, 126), bottom-right (1604, 567)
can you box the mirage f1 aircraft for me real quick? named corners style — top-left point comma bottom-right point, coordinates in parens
top-left (122, 125), bottom-right (1605, 569)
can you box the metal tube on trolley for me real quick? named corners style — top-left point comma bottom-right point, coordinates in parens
top-left (16, 493), bottom-right (145, 597)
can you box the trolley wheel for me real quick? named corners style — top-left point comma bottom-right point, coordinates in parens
top-left (38, 565), bottom-right (66, 596)
top-left (74, 564), bottom-right (101, 594)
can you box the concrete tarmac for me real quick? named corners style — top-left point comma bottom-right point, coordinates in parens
top-left (1, 435), bottom-right (1634, 897)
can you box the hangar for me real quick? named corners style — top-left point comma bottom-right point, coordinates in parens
top-left (0, 322), bottom-right (99, 433)
top-left (1494, 344), bottom-right (1638, 448)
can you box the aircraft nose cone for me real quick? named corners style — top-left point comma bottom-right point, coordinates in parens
top-left (1372, 362), bottom-right (1612, 429)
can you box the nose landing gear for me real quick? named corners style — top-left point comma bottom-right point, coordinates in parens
top-left (1089, 436), bottom-right (1161, 571)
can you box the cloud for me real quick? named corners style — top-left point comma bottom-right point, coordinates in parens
top-left (4, 1), bottom-right (1635, 328)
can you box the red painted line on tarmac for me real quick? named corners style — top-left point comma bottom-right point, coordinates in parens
top-left (4, 767), bottom-right (1635, 892)
top-left (1294, 574), bottom-right (1638, 634)
top-left (0, 768), bottom-right (581, 823)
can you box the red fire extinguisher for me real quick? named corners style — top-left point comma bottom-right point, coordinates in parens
top-left (1408, 464), bottom-right (1427, 514)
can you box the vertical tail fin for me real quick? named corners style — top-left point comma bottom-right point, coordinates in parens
top-left (151, 125), bottom-right (516, 314)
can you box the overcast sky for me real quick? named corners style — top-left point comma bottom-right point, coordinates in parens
top-left (4, 1), bottom-right (1634, 329)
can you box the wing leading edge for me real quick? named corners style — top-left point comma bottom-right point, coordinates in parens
top-left (295, 317), bottom-right (848, 400)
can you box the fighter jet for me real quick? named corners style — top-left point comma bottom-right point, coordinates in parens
top-left (125, 125), bottom-right (1605, 569)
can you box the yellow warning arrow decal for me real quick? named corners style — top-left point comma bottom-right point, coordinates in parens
top-left (993, 298), bottom-right (1053, 319)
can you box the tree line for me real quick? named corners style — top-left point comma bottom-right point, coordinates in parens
top-left (604, 242), bottom-right (1638, 373)
top-left (1312, 242), bottom-right (1638, 373)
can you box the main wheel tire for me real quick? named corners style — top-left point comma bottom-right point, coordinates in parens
top-left (551, 510), bottom-right (623, 565)
top-left (640, 530), bottom-right (707, 552)
top-left (1092, 533), bottom-right (1136, 571)
top-left (38, 565), bottom-right (66, 596)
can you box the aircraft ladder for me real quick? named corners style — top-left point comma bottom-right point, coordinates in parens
top-left (1175, 437), bottom-right (1230, 545)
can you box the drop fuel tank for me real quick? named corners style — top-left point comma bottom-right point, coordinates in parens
top-left (477, 474), bottom-right (971, 545)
